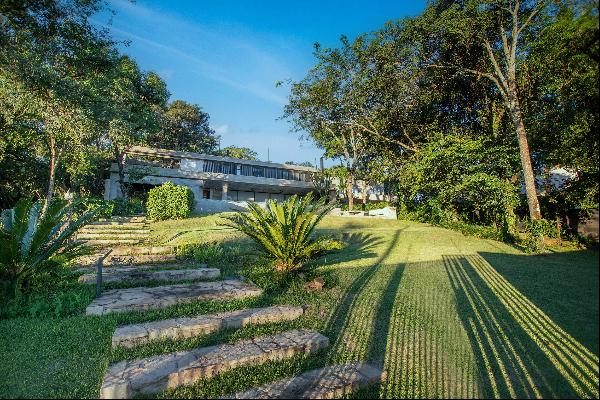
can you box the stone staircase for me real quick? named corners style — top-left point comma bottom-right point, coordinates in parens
top-left (76, 216), bottom-right (149, 246)
top-left (78, 216), bottom-right (384, 399)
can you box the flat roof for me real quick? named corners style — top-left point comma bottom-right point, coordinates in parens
top-left (127, 146), bottom-right (318, 172)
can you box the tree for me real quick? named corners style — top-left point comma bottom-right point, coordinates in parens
top-left (99, 56), bottom-right (169, 200)
top-left (214, 145), bottom-right (258, 160)
top-left (149, 100), bottom-right (218, 153)
top-left (284, 161), bottom-right (315, 168)
top-left (525, 0), bottom-right (599, 211)
top-left (0, 0), bottom-right (114, 210)
top-left (427, 0), bottom-right (552, 220)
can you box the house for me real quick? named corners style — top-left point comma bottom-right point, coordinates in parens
top-left (104, 146), bottom-right (318, 212)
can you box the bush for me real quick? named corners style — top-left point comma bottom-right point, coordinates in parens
top-left (146, 182), bottom-right (195, 220)
top-left (340, 201), bottom-right (390, 211)
top-left (222, 193), bottom-right (343, 272)
top-left (0, 198), bottom-right (103, 298)
top-left (73, 196), bottom-right (145, 218)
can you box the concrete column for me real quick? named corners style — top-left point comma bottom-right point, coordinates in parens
top-left (222, 182), bottom-right (228, 200)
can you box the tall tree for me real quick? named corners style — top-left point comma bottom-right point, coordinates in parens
top-left (427, 0), bottom-right (551, 219)
top-left (149, 100), bottom-right (217, 153)
top-left (214, 146), bottom-right (259, 160)
top-left (0, 0), bottom-right (115, 209)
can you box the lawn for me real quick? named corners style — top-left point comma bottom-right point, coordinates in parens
top-left (0, 216), bottom-right (598, 398)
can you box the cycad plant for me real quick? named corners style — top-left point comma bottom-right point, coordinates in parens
top-left (222, 193), bottom-right (342, 272)
top-left (0, 198), bottom-right (102, 297)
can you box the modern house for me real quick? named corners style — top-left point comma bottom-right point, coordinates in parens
top-left (104, 146), bottom-right (318, 212)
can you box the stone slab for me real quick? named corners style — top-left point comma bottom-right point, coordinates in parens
top-left (86, 280), bottom-right (263, 315)
top-left (77, 233), bottom-right (149, 240)
top-left (100, 329), bottom-right (329, 399)
top-left (79, 227), bottom-right (150, 234)
top-left (75, 254), bottom-right (178, 269)
top-left (229, 363), bottom-right (385, 399)
top-left (83, 239), bottom-right (142, 246)
top-left (112, 305), bottom-right (305, 348)
top-left (75, 262), bottom-right (203, 274)
top-left (78, 267), bottom-right (220, 284)
top-left (110, 246), bottom-right (175, 255)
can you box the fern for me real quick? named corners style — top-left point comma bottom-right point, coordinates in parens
top-left (222, 193), bottom-right (342, 272)
top-left (0, 199), bottom-right (103, 297)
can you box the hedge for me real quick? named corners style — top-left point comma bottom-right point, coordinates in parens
top-left (146, 182), bottom-right (194, 220)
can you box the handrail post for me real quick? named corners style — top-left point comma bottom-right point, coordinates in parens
top-left (96, 248), bottom-right (113, 297)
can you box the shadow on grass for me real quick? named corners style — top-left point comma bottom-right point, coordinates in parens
top-left (479, 250), bottom-right (599, 355)
top-left (444, 254), bottom-right (599, 399)
top-left (320, 227), bottom-right (406, 397)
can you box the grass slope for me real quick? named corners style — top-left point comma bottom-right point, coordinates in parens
top-left (0, 215), bottom-right (598, 398)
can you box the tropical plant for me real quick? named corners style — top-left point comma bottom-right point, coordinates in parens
top-left (0, 199), bottom-right (102, 297)
top-left (222, 193), bottom-right (343, 272)
top-left (146, 182), bottom-right (195, 220)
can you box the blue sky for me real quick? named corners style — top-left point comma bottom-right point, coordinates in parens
top-left (94, 0), bottom-right (426, 164)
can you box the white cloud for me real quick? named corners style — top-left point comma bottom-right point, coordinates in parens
top-left (212, 124), bottom-right (229, 135)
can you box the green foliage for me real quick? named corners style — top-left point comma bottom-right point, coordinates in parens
top-left (340, 201), bottom-right (390, 211)
top-left (148, 100), bottom-right (218, 153)
top-left (72, 196), bottom-right (144, 218)
top-left (521, 218), bottom-right (560, 253)
top-left (178, 242), bottom-right (247, 266)
top-left (0, 279), bottom-right (94, 319)
top-left (213, 146), bottom-right (258, 160)
top-left (222, 193), bottom-right (343, 272)
top-left (146, 182), bottom-right (195, 221)
top-left (396, 134), bottom-right (520, 240)
top-left (0, 198), bottom-right (103, 297)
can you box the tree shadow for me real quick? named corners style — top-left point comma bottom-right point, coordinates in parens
top-left (322, 229), bottom-right (405, 377)
top-left (479, 250), bottom-right (599, 355)
top-left (444, 254), bottom-right (599, 399)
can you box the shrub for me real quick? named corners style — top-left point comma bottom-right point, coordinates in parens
top-left (146, 182), bottom-right (195, 220)
top-left (340, 201), bottom-right (390, 211)
top-left (222, 193), bottom-right (343, 272)
top-left (73, 196), bottom-right (145, 218)
top-left (0, 198), bottom-right (103, 298)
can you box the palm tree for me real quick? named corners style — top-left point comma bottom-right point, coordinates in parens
top-left (0, 199), bottom-right (102, 296)
top-left (222, 193), bottom-right (342, 272)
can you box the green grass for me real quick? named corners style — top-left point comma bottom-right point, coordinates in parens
top-left (0, 215), bottom-right (598, 398)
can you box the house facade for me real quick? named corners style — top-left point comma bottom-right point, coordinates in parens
top-left (104, 146), bottom-right (318, 212)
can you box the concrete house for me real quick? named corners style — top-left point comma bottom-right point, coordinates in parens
top-left (104, 146), bottom-right (318, 212)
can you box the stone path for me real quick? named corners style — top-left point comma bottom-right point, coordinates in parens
top-left (228, 363), bottom-right (386, 399)
top-left (86, 280), bottom-right (263, 315)
top-left (100, 330), bottom-right (329, 399)
top-left (112, 305), bottom-right (305, 348)
top-left (78, 267), bottom-right (220, 284)
top-left (77, 216), bottom-right (149, 246)
top-left (79, 216), bottom-right (381, 399)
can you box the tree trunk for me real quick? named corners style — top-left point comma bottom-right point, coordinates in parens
top-left (42, 135), bottom-right (60, 217)
top-left (508, 88), bottom-right (541, 220)
top-left (346, 172), bottom-right (354, 212)
top-left (114, 144), bottom-right (129, 201)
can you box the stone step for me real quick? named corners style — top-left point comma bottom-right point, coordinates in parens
top-left (97, 216), bottom-right (146, 223)
top-left (86, 280), bottom-right (263, 315)
top-left (112, 305), bottom-right (305, 348)
top-left (75, 253), bottom-right (178, 269)
top-left (111, 246), bottom-right (175, 255)
top-left (78, 233), bottom-right (149, 240)
top-left (78, 267), bottom-right (220, 284)
top-left (78, 228), bottom-right (151, 234)
top-left (100, 329), bottom-right (329, 399)
top-left (76, 262), bottom-right (202, 274)
top-left (104, 254), bottom-right (178, 266)
top-left (83, 239), bottom-right (143, 246)
top-left (86, 220), bottom-right (147, 229)
top-left (228, 363), bottom-right (386, 399)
